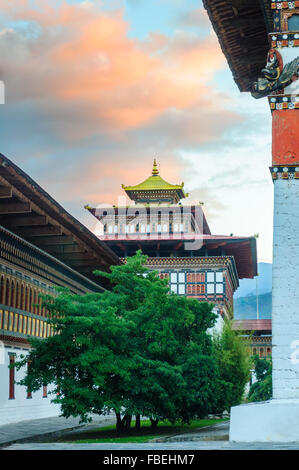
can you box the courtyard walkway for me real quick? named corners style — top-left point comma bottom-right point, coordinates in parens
top-left (0, 414), bottom-right (115, 447)
top-left (2, 417), bottom-right (299, 450)
top-left (4, 441), bottom-right (299, 450)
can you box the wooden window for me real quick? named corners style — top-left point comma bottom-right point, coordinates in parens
top-left (9, 355), bottom-right (15, 400)
top-left (0, 276), bottom-right (4, 304)
top-left (216, 284), bottom-right (224, 294)
top-left (23, 315), bottom-right (27, 334)
top-left (9, 312), bottom-right (14, 331)
top-left (27, 317), bottom-right (32, 335)
top-left (10, 281), bottom-right (15, 308)
top-left (289, 13), bottom-right (299, 30)
top-left (207, 284), bottom-right (215, 294)
top-left (14, 313), bottom-right (18, 332)
top-left (25, 286), bottom-right (29, 311)
top-left (32, 318), bottom-right (36, 336)
top-left (3, 311), bottom-right (8, 330)
top-left (20, 284), bottom-right (24, 310)
top-left (5, 278), bottom-right (10, 306)
top-left (15, 282), bottom-right (20, 309)
top-left (38, 295), bottom-right (42, 316)
top-left (29, 289), bottom-right (33, 313)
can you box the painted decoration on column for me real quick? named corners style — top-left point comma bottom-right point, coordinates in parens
top-left (272, 109), bottom-right (299, 165)
top-left (252, 49), bottom-right (299, 98)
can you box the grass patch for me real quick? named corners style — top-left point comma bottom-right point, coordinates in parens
top-left (57, 418), bottom-right (228, 444)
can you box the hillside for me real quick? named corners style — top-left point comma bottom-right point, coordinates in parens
top-left (234, 262), bottom-right (272, 299)
top-left (234, 292), bottom-right (272, 320)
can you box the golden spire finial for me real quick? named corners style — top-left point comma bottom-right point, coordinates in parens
top-left (152, 158), bottom-right (159, 176)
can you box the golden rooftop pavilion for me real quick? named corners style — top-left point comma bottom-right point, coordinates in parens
top-left (86, 160), bottom-right (257, 320)
top-left (122, 159), bottom-right (188, 204)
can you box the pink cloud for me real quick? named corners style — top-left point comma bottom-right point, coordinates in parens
top-left (0, 0), bottom-right (245, 227)
top-left (0, 0), bottom-right (226, 132)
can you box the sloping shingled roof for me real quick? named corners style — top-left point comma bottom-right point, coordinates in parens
top-left (203, 0), bottom-right (272, 91)
top-left (233, 319), bottom-right (272, 331)
top-left (0, 152), bottom-right (121, 283)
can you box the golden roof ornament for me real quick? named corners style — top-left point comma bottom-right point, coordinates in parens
top-left (152, 158), bottom-right (159, 176)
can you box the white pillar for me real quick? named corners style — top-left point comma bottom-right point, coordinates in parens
top-left (272, 178), bottom-right (299, 399)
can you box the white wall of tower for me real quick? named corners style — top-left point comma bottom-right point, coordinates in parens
top-left (272, 178), bottom-right (299, 399)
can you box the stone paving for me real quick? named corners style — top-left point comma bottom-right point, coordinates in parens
top-left (2, 415), bottom-right (299, 450)
top-left (0, 413), bottom-right (116, 447)
top-left (4, 441), bottom-right (299, 450)
top-left (157, 421), bottom-right (229, 442)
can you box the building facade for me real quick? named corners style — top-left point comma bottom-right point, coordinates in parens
top-left (0, 153), bottom-right (120, 425)
top-left (86, 160), bottom-right (257, 321)
top-left (233, 319), bottom-right (272, 358)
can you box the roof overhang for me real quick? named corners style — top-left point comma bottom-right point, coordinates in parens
top-left (101, 234), bottom-right (257, 279)
top-left (0, 153), bottom-right (121, 283)
top-left (203, 0), bottom-right (272, 91)
top-left (233, 319), bottom-right (272, 331)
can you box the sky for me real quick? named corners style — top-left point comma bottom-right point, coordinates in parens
top-left (0, 0), bottom-right (273, 263)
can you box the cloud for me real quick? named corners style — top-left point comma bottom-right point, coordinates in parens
top-left (0, 0), bottom-right (228, 137)
top-left (0, 0), bottom-right (267, 250)
top-left (178, 7), bottom-right (211, 30)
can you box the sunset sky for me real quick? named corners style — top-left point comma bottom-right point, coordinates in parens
top-left (0, 0), bottom-right (273, 262)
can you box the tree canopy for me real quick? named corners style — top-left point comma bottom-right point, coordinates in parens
top-left (212, 319), bottom-right (252, 413)
top-left (14, 251), bottom-right (251, 430)
top-left (248, 355), bottom-right (272, 403)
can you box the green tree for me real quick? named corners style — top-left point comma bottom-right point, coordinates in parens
top-left (212, 319), bottom-right (252, 413)
top-left (248, 355), bottom-right (272, 402)
top-left (14, 251), bottom-right (219, 431)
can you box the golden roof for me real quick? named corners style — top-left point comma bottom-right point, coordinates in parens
top-left (121, 160), bottom-right (188, 203)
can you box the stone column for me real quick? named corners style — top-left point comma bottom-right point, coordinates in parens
top-left (230, 1), bottom-right (299, 441)
top-left (269, 14), bottom-right (299, 400)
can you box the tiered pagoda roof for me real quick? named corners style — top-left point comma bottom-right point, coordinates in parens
top-left (122, 159), bottom-right (188, 204)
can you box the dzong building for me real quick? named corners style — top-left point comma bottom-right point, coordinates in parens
top-left (86, 160), bottom-right (257, 324)
top-left (0, 153), bottom-right (120, 425)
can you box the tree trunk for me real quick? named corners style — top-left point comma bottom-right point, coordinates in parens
top-left (115, 412), bottom-right (123, 433)
top-left (115, 412), bottom-right (132, 432)
top-left (150, 418), bottom-right (159, 428)
top-left (123, 414), bottom-right (132, 430)
top-left (135, 414), bottom-right (141, 430)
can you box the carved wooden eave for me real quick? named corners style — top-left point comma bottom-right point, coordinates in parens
top-left (0, 152), bottom-right (121, 284)
top-left (203, 0), bottom-right (272, 91)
